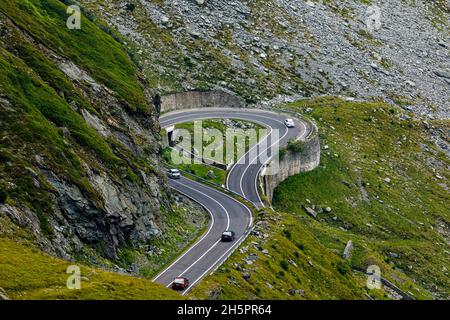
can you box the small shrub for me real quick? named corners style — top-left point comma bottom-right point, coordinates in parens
top-left (287, 140), bottom-right (304, 153)
top-left (278, 147), bottom-right (287, 161)
top-left (283, 229), bottom-right (292, 240)
top-left (125, 3), bottom-right (136, 11)
top-left (276, 270), bottom-right (285, 278)
top-left (36, 209), bottom-right (53, 237)
top-left (0, 190), bottom-right (7, 204)
top-left (336, 261), bottom-right (349, 276)
top-left (184, 57), bottom-right (194, 68)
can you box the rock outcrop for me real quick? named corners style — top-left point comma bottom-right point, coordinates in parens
top-left (0, 3), bottom-right (204, 264)
top-left (0, 287), bottom-right (9, 300)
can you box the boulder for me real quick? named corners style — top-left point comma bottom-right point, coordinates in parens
top-left (304, 206), bottom-right (317, 219)
top-left (435, 69), bottom-right (450, 79)
top-left (288, 289), bottom-right (305, 296)
top-left (207, 170), bottom-right (216, 179)
top-left (343, 240), bottom-right (353, 259)
top-left (0, 287), bottom-right (9, 300)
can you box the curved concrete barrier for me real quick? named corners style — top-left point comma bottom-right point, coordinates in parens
top-left (260, 120), bottom-right (320, 203)
top-left (161, 90), bottom-right (243, 114)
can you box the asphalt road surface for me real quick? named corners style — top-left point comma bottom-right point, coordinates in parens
top-left (154, 108), bottom-right (311, 294)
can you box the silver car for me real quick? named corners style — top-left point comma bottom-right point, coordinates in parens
top-left (284, 118), bottom-right (295, 128)
top-left (167, 169), bottom-right (181, 179)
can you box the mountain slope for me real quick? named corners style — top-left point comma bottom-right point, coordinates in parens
top-left (191, 97), bottom-right (449, 300)
top-left (0, 0), bottom-right (206, 286)
top-left (0, 234), bottom-right (182, 300)
top-left (80, 0), bottom-right (449, 117)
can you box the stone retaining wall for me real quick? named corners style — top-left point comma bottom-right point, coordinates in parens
top-left (261, 121), bottom-right (321, 203)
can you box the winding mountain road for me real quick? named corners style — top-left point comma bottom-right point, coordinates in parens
top-left (153, 108), bottom-right (311, 294)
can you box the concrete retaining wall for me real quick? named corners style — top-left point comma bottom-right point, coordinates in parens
top-left (261, 122), bottom-right (321, 203)
top-left (161, 90), bottom-right (243, 113)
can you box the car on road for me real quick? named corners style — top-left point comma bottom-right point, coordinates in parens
top-left (167, 169), bottom-right (181, 179)
top-left (221, 231), bottom-right (236, 242)
top-left (171, 277), bottom-right (189, 290)
top-left (284, 118), bottom-right (295, 128)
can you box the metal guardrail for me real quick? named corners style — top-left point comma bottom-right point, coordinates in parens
top-left (164, 165), bottom-right (260, 288)
top-left (173, 167), bottom-right (258, 211)
top-left (171, 145), bottom-right (228, 171)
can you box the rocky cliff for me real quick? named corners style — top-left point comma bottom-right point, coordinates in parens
top-left (0, 1), bottom-right (205, 269)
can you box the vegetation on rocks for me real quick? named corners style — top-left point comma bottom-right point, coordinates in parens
top-left (0, 0), bottom-right (206, 298)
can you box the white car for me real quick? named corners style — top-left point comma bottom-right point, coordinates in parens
top-left (284, 118), bottom-right (295, 128)
top-left (167, 169), bottom-right (181, 179)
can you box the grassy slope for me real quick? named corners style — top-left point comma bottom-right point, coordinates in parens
top-left (273, 97), bottom-right (449, 299)
top-left (0, 236), bottom-right (181, 300)
top-left (0, 0), bottom-right (152, 218)
top-left (1, 0), bottom-right (149, 113)
top-left (191, 97), bottom-right (449, 300)
top-left (192, 209), bottom-right (366, 300)
top-left (0, 0), bottom-right (190, 299)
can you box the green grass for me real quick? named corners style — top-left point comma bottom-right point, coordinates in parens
top-left (272, 97), bottom-right (449, 299)
top-left (0, 0), bottom-right (149, 113)
top-left (191, 209), bottom-right (366, 300)
top-left (0, 0), bottom-right (164, 236)
top-left (191, 97), bottom-right (449, 300)
top-left (0, 47), bottom-right (107, 221)
top-left (162, 147), bottom-right (226, 185)
top-left (118, 203), bottom-right (208, 279)
top-left (0, 236), bottom-right (182, 300)
top-left (0, 48), bottom-right (119, 164)
top-left (0, 0), bottom-right (207, 294)
top-left (175, 119), bottom-right (266, 163)
top-left (162, 119), bottom-right (266, 185)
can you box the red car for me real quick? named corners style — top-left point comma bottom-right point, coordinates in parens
top-left (171, 277), bottom-right (189, 291)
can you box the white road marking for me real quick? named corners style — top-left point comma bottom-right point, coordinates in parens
top-left (161, 181), bottom-right (230, 287)
top-left (182, 228), bottom-right (250, 296)
top-left (239, 118), bottom-right (288, 205)
top-left (152, 183), bottom-right (216, 282)
top-left (157, 109), bottom-right (310, 293)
